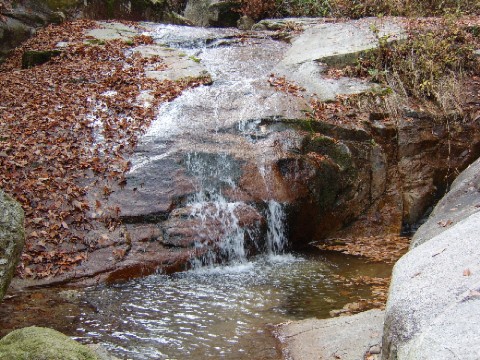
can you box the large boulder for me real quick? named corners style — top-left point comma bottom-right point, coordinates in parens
top-left (382, 157), bottom-right (480, 359)
top-left (0, 190), bottom-right (25, 302)
top-left (0, 326), bottom-right (100, 360)
top-left (273, 17), bottom-right (405, 100)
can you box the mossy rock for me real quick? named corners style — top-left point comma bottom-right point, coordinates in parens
top-left (22, 50), bottom-right (62, 69)
top-left (302, 134), bottom-right (353, 171)
top-left (0, 326), bottom-right (100, 360)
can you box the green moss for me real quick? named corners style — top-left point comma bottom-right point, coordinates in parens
top-left (304, 135), bottom-right (353, 171)
top-left (188, 55), bottom-right (201, 63)
top-left (0, 327), bottom-right (99, 360)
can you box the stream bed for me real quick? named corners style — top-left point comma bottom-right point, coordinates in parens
top-left (0, 250), bottom-right (392, 359)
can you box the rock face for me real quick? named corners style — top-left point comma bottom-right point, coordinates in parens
top-left (276, 309), bottom-right (384, 360)
top-left (0, 1), bottom-right (65, 62)
top-left (382, 158), bottom-right (480, 359)
top-left (410, 157), bottom-right (480, 248)
top-left (80, 0), bottom-right (187, 23)
top-left (184, 0), bottom-right (240, 27)
top-left (0, 0), bottom-right (187, 63)
top-left (81, 19), bottom-right (480, 282)
top-left (0, 190), bottom-right (25, 302)
top-left (0, 326), bottom-right (100, 360)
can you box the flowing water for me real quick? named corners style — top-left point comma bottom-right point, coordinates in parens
top-left (0, 24), bottom-right (393, 359)
top-left (0, 251), bottom-right (392, 360)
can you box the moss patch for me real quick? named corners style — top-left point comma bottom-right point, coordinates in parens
top-left (303, 135), bottom-right (353, 171)
top-left (22, 50), bottom-right (62, 69)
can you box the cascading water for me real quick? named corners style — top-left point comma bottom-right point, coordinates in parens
top-left (184, 151), bottom-right (289, 268)
top-left (266, 200), bottom-right (288, 255)
top-left (135, 25), bottom-right (298, 269)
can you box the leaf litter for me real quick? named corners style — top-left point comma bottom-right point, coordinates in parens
top-left (0, 20), bottom-right (211, 278)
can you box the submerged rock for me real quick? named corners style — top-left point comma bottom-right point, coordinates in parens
top-left (0, 190), bottom-right (25, 302)
top-left (162, 202), bottom-right (266, 251)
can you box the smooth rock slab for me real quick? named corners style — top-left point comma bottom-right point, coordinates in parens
top-left (85, 22), bottom-right (138, 42)
top-left (132, 45), bottom-right (210, 81)
top-left (0, 190), bottom-right (25, 302)
top-left (383, 211), bottom-right (480, 360)
top-left (274, 18), bottom-right (405, 100)
top-left (281, 18), bottom-right (404, 67)
top-left (277, 309), bottom-right (384, 360)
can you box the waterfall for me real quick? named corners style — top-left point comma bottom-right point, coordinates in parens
top-left (185, 151), bottom-right (288, 268)
top-left (190, 199), bottom-right (288, 268)
top-left (266, 200), bottom-right (288, 255)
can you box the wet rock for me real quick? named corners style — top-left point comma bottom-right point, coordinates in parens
top-left (252, 17), bottom-right (329, 31)
top-left (0, 326), bottom-right (100, 360)
top-left (184, 0), bottom-right (240, 27)
top-left (282, 131), bottom-right (374, 246)
top-left (0, 190), bottom-right (25, 302)
top-left (162, 202), bottom-right (265, 251)
top-left (133, 45), bottom-right (211, 81)
top-left (276, 309), bottom-right (384, 360)
top-left (108, 154), bottom-right (197, 223)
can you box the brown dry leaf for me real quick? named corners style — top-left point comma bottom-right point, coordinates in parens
top-left (438, 219), bottom-right (454, 227)
top-left (315, 235), bottom-right (410, 264)
top-left (0, 20), bottom-right (210, 278)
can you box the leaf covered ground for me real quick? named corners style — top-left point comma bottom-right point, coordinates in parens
top-left (0, 20), bottom-right (210, 278)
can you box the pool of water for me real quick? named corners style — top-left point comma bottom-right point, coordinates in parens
top-left (0, 250), bottom-right (392, 360)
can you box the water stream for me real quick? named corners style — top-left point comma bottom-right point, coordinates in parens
top-left (0, 24), bottom-right (392, 360)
